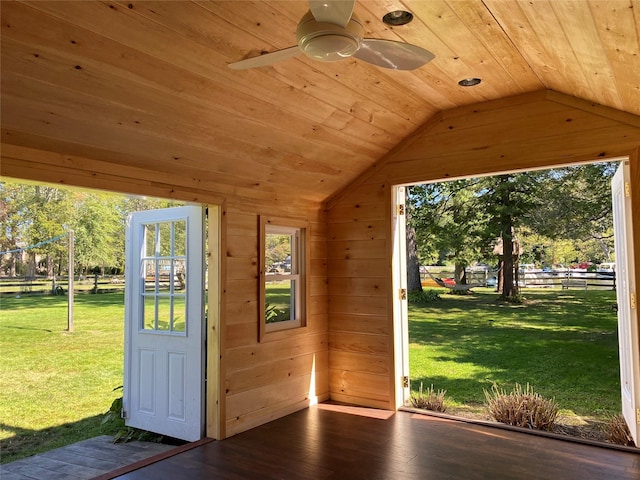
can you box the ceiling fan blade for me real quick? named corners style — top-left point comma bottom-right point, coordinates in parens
top-left (354, 39), bottom-right (435, 71)
top-left (229, 46), bottom-right (301, 70)
top-left (309, 0), bottom-right (355, 28)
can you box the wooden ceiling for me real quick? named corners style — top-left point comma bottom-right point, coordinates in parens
top-left (1, 1), bottom-right (639, 204)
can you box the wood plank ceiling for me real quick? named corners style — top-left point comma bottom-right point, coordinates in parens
top-left (1, 1), bottom-right (639, 204)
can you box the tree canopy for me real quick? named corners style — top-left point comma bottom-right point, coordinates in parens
top-left (0, 181), bottom-right (182, 277)
top-left (407, 162), bottom-right (618, 299)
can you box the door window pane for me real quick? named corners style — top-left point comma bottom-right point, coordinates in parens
top-left (140, 219), bottom-right (188, 335)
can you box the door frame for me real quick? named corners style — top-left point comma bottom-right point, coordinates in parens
top-left (391, 156), bottom-right (639, 426)
top-left (206, 203), bottom-right (224, 440)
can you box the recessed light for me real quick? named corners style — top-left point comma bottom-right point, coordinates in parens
top-left (382, 10), bottom-right (414, 26)
top-left (458, 78), bottom-right (482, 87)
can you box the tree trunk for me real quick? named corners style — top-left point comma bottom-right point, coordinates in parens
top-left (406, 222), bottom-right (423, 292)
top-left (46, 255), bottom-right (54, 278)
top-left (406, 196), bottom-right (423, 292)
top-left (502, 227), bottom-right (514, 298)
top-left (498, 176), bottom-right (518, 299)
top-left (454, 263), bottom-right (467, 284)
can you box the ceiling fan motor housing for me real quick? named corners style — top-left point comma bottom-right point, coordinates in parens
top-left (297, 10), bottom-right (364, 62)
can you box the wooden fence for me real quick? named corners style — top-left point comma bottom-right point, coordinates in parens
top-left (421, 268), bottom-right (616, 290)
top-left (519, 270), bottom-right (615, 290)
top-left (0, 275), bottom-right (126, 295)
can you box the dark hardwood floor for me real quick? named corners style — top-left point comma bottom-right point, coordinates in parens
top-left (115, 404), bottom-right (640, 480)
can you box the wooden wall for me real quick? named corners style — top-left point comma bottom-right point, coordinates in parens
top-left (0, 144), bottom-right (330, 440)
top-left (326, 90), bottom-right (640, 410)
top-left (2, 89), bottom-right (639, 436)
top-left (222, 202), bottom-right (329, 438)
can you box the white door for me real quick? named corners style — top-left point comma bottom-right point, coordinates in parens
top-left (611, 161), bottom-right (639, 445)
top-left (123, 205), bottom-right (205, 442)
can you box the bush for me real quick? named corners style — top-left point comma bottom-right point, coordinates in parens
top-left (101, 387), bottom-right (164, 444)
top-left (484, 383), bottom-right (559, 431)
top-left (605, 415), bottom-right (635, 447)
top-left (410, 383), bottom-right (447, 412)
top-left (408, 289), bottom-right (441, 305)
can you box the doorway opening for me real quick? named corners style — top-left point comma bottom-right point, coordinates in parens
top-left (392, 158), bottom-right (638, 447)
top-left (0, 179), bottom-right (219, 463)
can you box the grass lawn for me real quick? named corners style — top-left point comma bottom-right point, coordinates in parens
top-left (0, 292), bottom-right (125, 463)
top-left (265, 282), bottom-right (293, 322)
top-left (409, 287), bottom-right (621, 430)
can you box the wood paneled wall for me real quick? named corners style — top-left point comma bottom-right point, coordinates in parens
top-left (2, 90), bottom-right (638, 436)
top-left (0, 144), bottom-right (330, 440)
top-left (326, 90), bottom-right (640, 409)
top-left (222, 202), bottom-right (329, 438)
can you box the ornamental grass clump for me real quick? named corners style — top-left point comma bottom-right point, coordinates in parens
top-left (410, 383), bottom-right (447, 412)
top-left (605, 415), bottom-right (635, 447)
top-left (484, 383), bottom-right (559, 431)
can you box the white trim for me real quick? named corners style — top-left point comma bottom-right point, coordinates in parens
top-left (392, 186), bottom-right (410, 408)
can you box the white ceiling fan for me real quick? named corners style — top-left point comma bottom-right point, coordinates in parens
top-left (228, 0), bottom-right (435, 71)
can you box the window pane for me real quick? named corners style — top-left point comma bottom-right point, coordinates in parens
top-left (174, 259), bottom-right (186, 290)
top-left (142, 295), bottom-right (156, 330)
top-left (144, 224), bottom-right (156, 256)
top-left (265, 233), bottom-right (292, 274)
top-left (173, 221), bottom-right (187, 256)
top-left (140, 218), bottom-right (188, 336)
top-left (143, 259), bottom-right (156, 293)
top-left (172, 295), bottom-right (186, 333)
top-left (157, 258), bottom-right (172, 291)
top-left (156, 296), bottom-right (172, 331)
top-left (265, 279), bottom-right (292, 323)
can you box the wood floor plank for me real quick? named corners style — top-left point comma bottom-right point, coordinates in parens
top-left (113, 405), bottom-right (640, 479)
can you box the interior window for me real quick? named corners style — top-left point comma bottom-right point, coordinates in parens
top-left (260, 217), bottom-right (308, 340)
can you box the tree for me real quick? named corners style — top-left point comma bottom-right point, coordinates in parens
top-left (530, 162), bottom-right (617, 264)
top-left (477, 173), bottom-right (543, 298)
top-left (23, 185), bottom-right (73, 277)
top-left (407, 180), bottom-right (488, 289)
top-left (0, 183), bottom-right (32, 276)
top-left (72, 192), bottom-right (122, 275)
top-left (0, 181), bottom-right (185, 277)
top-left (407, 163), bottom-right (616, 300)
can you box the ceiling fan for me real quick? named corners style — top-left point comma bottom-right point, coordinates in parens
top-left (228, 0), bottom-right (435, 71)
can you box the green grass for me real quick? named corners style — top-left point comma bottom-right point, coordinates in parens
top-left (0, 286), bottom-right (623, 461)
top-left (0, 292), bottom-right (125, 463)
top-left (409, 288), bottom-right (621, 424)
top-left (265, 282), bottom-right (292, 322)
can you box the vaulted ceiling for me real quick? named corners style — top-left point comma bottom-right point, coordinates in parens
top-left (1, 1), bottom-right (639, 204)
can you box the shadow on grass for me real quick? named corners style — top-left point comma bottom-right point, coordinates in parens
top-left (409, 289), bottom-right (621, 418)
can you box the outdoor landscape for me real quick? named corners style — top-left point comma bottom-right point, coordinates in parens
top-left (408, 287), bottom-right (620, 442)
top-left (0, 160), bottom-right (633, 464)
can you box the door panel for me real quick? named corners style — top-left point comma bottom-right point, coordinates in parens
top-left (124, 205), bottom-right (204, 442)
top-left (612, 161), bottom-right (639, 445)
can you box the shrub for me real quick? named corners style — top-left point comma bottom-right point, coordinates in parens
top-left (605, 415), bottom-right (635, 447)
top-left (408, 289), bottom-right (441, 305)
top-left (101, 387), bottom-right (164, 444)
top-left (410, 383), bottom-right (447, 412)
top-left (484, 383), bottom-right (559, 431)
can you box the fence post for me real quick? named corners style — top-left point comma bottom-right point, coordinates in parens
top-left (67, 230), bottom-right (74, 332)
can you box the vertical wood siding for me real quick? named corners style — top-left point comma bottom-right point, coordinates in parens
top-left (223, 203), bottom-right (329, 437)
top-left (326, 91), bottom-right (640, 409)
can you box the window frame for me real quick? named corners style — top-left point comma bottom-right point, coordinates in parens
top-left (259, 216), bottom-right (309, 341)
